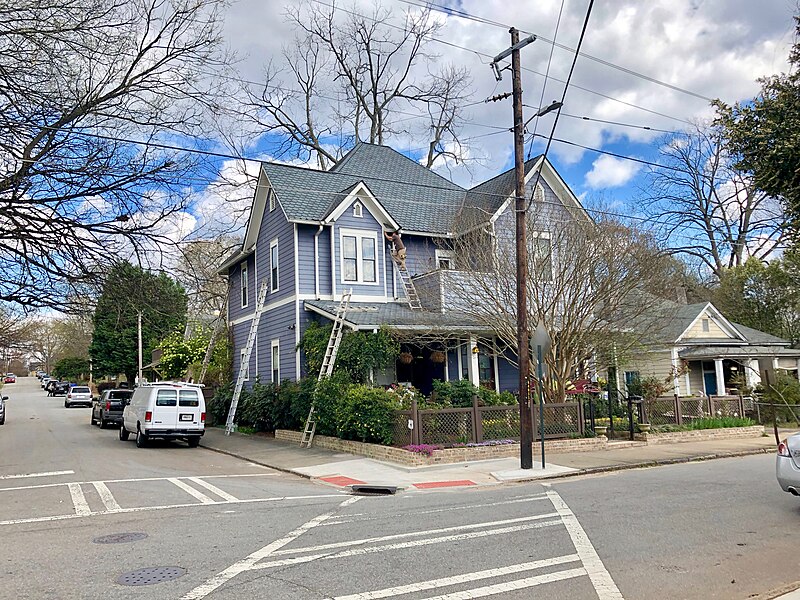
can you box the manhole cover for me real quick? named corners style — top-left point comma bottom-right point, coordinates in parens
top-left (93, 532), bottom-right (148, 544)
top-left (116, 566), bottom-right (186, 586)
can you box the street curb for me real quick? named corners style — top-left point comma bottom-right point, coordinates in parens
top-left (199, 443), bottom-right (314, 480)
top-left (750, 581), bottom-right (800, 600)
top-left (201, 441), bottom-right (776, 487)
top-left (503, 447), bottom-right (775, 484)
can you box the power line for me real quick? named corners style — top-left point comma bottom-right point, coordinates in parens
top-left (397, 0), bottom-right (714, 102)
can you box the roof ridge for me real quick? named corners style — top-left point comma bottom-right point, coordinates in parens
top-left (469, 155), bottom-right (542, 191)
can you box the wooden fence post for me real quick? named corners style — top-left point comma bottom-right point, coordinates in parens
top-left (472, 394), bottom-right (482, 443)
top-left (411, 397), bottom-right (420, 445)
top-left (675, 394), bottom-right (682, 425)
top-left (737, 393), bottom-right (745, 417)
top-left (707, 395), bottom-right (714, 417)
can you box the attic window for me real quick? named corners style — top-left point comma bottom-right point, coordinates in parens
top-left (353, 202), bottom-right (363, 218)
top-left (533, 183), bottom-right (545, 203)
top-left (702, 318), bottom-right (710, 333)
top-left (269, 189), bottom-right (276, 212)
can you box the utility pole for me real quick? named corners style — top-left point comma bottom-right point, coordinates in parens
top-left (510, 28), bottom-right (533, 469)
top-left (137, 310), bottom-right (143, 385)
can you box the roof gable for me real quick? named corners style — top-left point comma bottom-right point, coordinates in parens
top-left (676, 302), bottom-right (745, 342)
top-left (324, 181), bottom-right (399, 229)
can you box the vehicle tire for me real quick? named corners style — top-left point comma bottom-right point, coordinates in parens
top-left (90, 411), bottom-right (97, 425)
top-left (187, 436), bottom-right (200, 448)
top-left (119, 425), bottom-right (130, 441)
top-left (64, 401), bottom-right (70, 408)
top-left (0, 416), bottom-right (4, 425)
top-left (99, 417), bottom-right (107, 429)
top-left (135, 427), bottom-right (148, 448)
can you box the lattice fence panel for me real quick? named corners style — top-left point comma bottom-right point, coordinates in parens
top-left (480, 407), bottom-right (520, 441)
top-left (539, 403), bottom-right (581, 437)
top-left (419, 409), bottom-right (473, 445)
top-left (392, 411), bottom-right (413, 446)
top-left (643, 397), bottom-right (678, 426)
top-left (679, 397), bottom-right (708, 422)
top-left (711, 396), bottom-right (743, 417)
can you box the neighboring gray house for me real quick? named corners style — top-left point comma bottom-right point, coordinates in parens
top-left (218, 142), bottom-right (589, 394)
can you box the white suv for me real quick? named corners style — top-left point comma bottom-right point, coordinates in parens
top-left (65, 386), bottom-right (92, 408)
top-left (120, 382), bottom-right (205, 448)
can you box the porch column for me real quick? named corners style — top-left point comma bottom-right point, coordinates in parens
top-left (744, 359), bottom-right (758, 388)
top-left (714, 359), bottom-right (725, 396)
top-left (467, 336), bottom-right (480, 387)
top-left (684, 366), bottom-right (691, 396)
top-left (670, 348), bottom-right (681, 395)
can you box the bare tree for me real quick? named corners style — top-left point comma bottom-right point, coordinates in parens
top-left (447, 194), bottom-right (671, 402)
top-left (173, 237), bottom-right (235, 324)
top-left (238, 2), bottom-right (472, 170)
top-left (0, 0), bottom-right (231, 311)
top-left (642, 124), bottom-right (786, 280)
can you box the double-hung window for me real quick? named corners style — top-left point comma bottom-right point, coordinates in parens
top-left (270, 238), bottom-right (279, 292)
top-left (340, 230), bottom-right (378, 284)
top-left (240, 348), bottom-right (250, 381)
top-left (271, 340), bottom-right (280, 383)
top-left (240, 261), bottom-right (248, 308)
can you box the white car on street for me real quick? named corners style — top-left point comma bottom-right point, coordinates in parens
top-left (64, 385), bottom-right (92, 408)
top-left (120, 382), bottom-right (205, 448)
top-left (777, 433), bottom-right (800, 496)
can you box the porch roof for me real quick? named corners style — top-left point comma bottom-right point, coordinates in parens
top-left (303, 300), bottom-right (489, 333)
top-left (679, 345), bottom-right (800, 360)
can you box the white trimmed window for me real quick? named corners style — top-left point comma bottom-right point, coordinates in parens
top-left (532, 232), bottom-right (552, 281)
top-left (702, 318), bottom-right (710, 333)
top-left (270, 238), bottom-right (279, 292)
top-left (271, 340), bottom-right (280, 383)
top-left (353, 202), bottom-right (363, 217)
top-left (269, 189), bottom-right (276, 212)
top-left (340, 229), bottom-right (378, 284)
top-left (240, 348), bottom-right (250, 381)
top-left (435, 249), bottom-right (454, 270)
top-left (240, 261), bottom-right (248, 308)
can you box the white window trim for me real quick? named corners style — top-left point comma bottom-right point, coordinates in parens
top-left (240, 261), bottom-right (249, 308)
top-left (240, 348), bottom-right (250, 381)
top-left (435, 249), bottom-right (454, 270)
top-left (531, 231), bottom-right (553, 281)
top-left (701, 318), bottom-right (710, 333)
top-left (271, 339), bottom-right (280, 383)
top-left (339, 228), bottom-right (380, 286)
top-left (270, 238), bottom-right (279, 293)
top-left (268, 188), bottom-right (276, 212)
top-left (353, 201), bottom-right (363, 218)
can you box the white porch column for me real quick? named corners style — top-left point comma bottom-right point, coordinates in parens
top-left (670, 348), bottom-right (681, 395)
top-left (468, 336), bottom-right (480, 387)
top-left (684, 367), bottom-right (691, 396)
top-left (747, 358), bottom-right (762, 388)
top-left (714, 359), bottom-right (725, 396)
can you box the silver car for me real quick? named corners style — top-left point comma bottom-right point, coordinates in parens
top-left (777, 433), bottom-right (800, 496)
top-left (64, 385), bottom-right (92, 408)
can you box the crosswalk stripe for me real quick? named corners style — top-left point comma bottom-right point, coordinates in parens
top-left (67, 483), bottom-right (91, 516)
top-left (92, 482), bottom-right (121, 511)
top-left (168, 478), bottom-right (216, 504)
top-left (187, 477), bottom-right (239, 502)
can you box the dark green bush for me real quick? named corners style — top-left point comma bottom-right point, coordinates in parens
top-left (206, 382), bottom-right (234, 427)
top-left (334, 384), bottom-right (398, 445)
top-left (430, 379), bottom-right (517, 408)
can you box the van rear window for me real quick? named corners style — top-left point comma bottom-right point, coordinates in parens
top-left (156, 390), bottom-right (177, 406)
top-left (178, 390), bottom-right (199, 407)
top-left (72, 387), bottom-right (90, 393)
top-left (109, 391), bottom-right (133, 400)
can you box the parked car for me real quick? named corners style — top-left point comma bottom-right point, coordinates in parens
top-left (41, 376), bottom-right (51, 389)
top-left (91, 389), bottom-right (133, 428)
top-left (120, 382), bottom-right (205, 448)
top-left (50, 381), bottom-right (70, 397)
top-left (777, 433), bottom-right (800, 496)
top-left (64, 385), bottom-right (92, 408)
top-left (0, 394), bottom-right (6, 424)
top-left (4, 374), bottom-right (15, 384)
top-left (45, 379), bottom-right (60, 394)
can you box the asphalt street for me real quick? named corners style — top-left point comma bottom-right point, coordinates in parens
top-left (0, 377), bottom-right (798, 599)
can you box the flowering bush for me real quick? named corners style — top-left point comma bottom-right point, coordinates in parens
top-left (334, 385), bottom-right (397, 445)
top-left (402, 444), bottom-right (442, 456)
top-left (402, 439), bottom-right (517, 454)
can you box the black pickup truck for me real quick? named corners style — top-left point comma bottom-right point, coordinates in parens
top-left (91, 389), bottom-right (133, 428)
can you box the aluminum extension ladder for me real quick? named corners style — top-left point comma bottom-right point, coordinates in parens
top-left (392, 256), bottom-right (422, 310)
top-left (224, 280), bottom-right (269, 435)
top-left (300, 289), bottom-right (352, 448)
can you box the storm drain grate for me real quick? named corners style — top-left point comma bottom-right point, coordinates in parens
top-left (93, 532), bottom-right (148, 544)
top-left (116, 566), bottom-right (186, 586)
top-left (350, 484), bottom-right (397, 496)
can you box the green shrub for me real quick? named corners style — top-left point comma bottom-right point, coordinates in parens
top-left (313, 372), bottom-right (350, 436)
top-left (429, 379), bottom-right (518, 408)
top-left (239, 381), bottom-right (278, 432)
top-left (206, 383), bottom-right (234, 427)
top-left (334, 384), bottom-right (398, 445)
top-left (685, 416), bottom-right (754, 430)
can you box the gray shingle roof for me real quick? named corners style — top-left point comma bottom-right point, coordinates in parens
top-left (263, 143), bottom-right (532, 235)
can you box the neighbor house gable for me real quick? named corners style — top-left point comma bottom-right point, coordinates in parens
top-left (676, 303), bottom-right (745, 343)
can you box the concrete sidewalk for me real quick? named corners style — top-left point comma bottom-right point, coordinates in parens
top-left (200, 427), bottom-right (794, 492)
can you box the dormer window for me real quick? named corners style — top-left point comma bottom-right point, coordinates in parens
top-left (435, 249), bottom-right (454, 270)
top-left (353, 202), bottom-right (363, 218)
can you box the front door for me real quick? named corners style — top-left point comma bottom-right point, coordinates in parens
top-left (702, 362), bottom-right (718, 395)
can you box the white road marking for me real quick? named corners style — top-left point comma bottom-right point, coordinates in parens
top-left (92, 482), bottom-right (122, 512)
top-left (253, 520), bottom-right (561, 571)
top-left (334, 554), bottom-right (581, 600)
top-left (272, 512), bottom-right (560, 556)
top-left (416, 568), bottom-right (587, 600)
top-left (67, 483), bottom-right (91, 516)
top-left (547, 490), bottom-right (625, 600)
top-left (187, 477), bottom-right (239, 502)
top-left (0, 493), bottom-right (344, 526)
top-left (0, 470), bottom-right (74, 480)
top-left (0, 472), bottom-right (275, 493)
top-left (168, 478), bottom-right (216, 504)
top-left (180, 496), bottom-right (362, 600)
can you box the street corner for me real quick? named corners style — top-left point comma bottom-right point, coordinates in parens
top-left (492, 463), bottom-right (579, 483)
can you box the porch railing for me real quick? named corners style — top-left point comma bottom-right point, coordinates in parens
top-left (393, 396), bottom-right (583, 446)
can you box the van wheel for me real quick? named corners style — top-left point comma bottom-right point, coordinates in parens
top-left (119, 425), bottom-right (130, 441)
top-left (64, 401), bottom-right (69, 408)
top-left (90, 411), bottom-right (97, 425)
top-left (99, 417), bottom-right (108, 429)
top-left (135, 428), bottom-right (148, 448)
top-left (187, 436), bottom-right (200, 448)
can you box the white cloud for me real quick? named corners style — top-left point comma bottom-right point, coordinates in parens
top-left (584, 155), bottom-right (642, 189)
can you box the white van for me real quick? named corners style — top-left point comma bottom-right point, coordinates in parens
top-left (119, 382), bottom-right (205, 448)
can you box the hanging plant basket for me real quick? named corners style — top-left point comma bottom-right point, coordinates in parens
top-left (398, 352), bottom-right (413, 364)
top-left (429, 351), bottom-right (446, 364)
